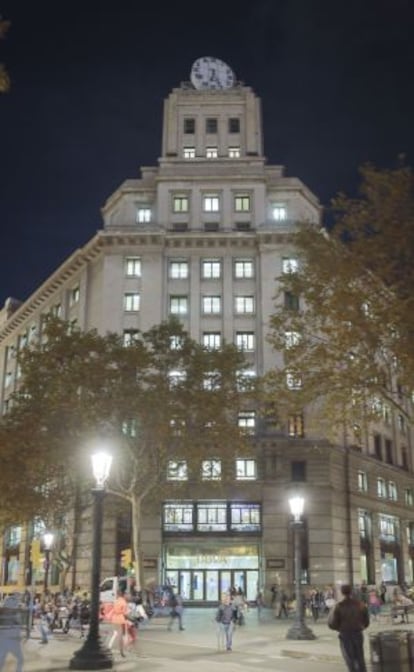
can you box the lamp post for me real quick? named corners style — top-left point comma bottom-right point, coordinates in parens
top-left (43, 531), bottom-right (54, 595)
top-left (286, 494), bottom-right (316, 640)
top-left (70, 450), bottom-right (113, 670)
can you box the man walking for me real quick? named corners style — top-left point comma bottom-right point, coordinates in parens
top-left (328, 584), bottom-right (369, 672)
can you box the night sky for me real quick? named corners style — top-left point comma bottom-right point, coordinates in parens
top-left (1, 0), bottom-right (413, 305)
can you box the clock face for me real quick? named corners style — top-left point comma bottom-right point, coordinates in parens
top-left (190, 57), bottom-right (235, 90)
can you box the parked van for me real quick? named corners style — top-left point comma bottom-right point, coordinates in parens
top-left (99, 576), bottom-right (128, 604)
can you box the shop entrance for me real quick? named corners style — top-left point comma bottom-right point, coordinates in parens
top-left (164, 542), bottom-right (260, 603)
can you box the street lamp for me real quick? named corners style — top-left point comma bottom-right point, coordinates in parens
top-left (70, 450), bottom-right (113, 670)
top-left (43, 531), bottom-right (54, 594)
top-left (286, 494), bottom-right (316, 640)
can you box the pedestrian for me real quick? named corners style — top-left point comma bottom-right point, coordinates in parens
top-left (167, 590), bottom-right (184, 631)
top-left (277, 590), bottom-right (289, 618)
top-left (215, 593), bottom-right (235, 651)
top-left (368, 589), bottom-right (381, 622)
top-left (328, 584), bottom-right (369, 672)
top-left (111, 590), bottom-right (128, 657)
top-left (380, 581), bottom-right (387, 604)
top-left (310, 589), bottom-right (322, 622)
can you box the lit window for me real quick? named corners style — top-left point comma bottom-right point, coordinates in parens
top-left (228, 147), bottom-right (240, 158)
top-left (235, 296), bottom-right (255, 314)
top-left (170, 296), bottom-right (188, 315)
top-left (206, 118), bottom-right (218, 133)
top-left (286, 371), bottom-right (302, 390)
top-left (184, 118), bottom-right (195, 133)
top-left (125, 257), bottom-right (141, 277)
top-left (124, 293), bottom-right (140, 312)
top-left (229, 118), bottom-right (240, 133)
top-left (282, 257), bottom-right (298, 273)
top-left (206, 147), bottom-right (218, 158)
top-left (234, 195), bottom-right (250, 212)
top-left (69, 286), bottom-right (80, 306)
top-left (168, 370), bottom-right (186, 387)
top-left (388, 481), bottom-right (398, 501)
top-left (202, 259), bottom-right (221, 279)
top-left (236, 369), bottom-right (256, 391)
top-left (230, 504), bottom-right (261, 531)
top-left (18, 334), bottom-right (27, 351)
top-left (136, 207), bottom-right (151, 223)
top-left (236, 332), bottom-right (255, 351)
top-left (122, 419), bottom-right (138, 438)
top-left (378, 513), bottom-right (399, 542)
top-left (123, 330), bottom-right (139, 346)
top-left (203, 195), bottom-right (220, 212)
top-left (170, 335), bottom-right (184, 350)
top-left (4, 371), bottom-right (12, 388)
top-left (173, 196), bottom-right (189, 213)
top-left (183, 147), bottom-right (195, 159)
top-left (358, 471), bottom-right (368, 492)
top-left (167, 460), bottom-right (188, 481)
top-left (202, 296), bottom-right (221, 314)
top-left (197, 502), bottom-right (227, 531)
top-left (405, 488), bottom-right (414, 506)
top-left (201, 459), bottom-right (222, 480)
top-left (236, 459), bottom-right (257, 480)
top-left (203, 332), bottom-right (221, 349)
top-left (272, 204), bottom-right (287, 221)
top-left (358, 510), bottom-right (371, 539)
top-left (169, 260), bottom-right (189, 279)
top-left (234, 259), bottom-right (254, 278)
top-left (51, 303), bottom-right (62, 318)
top-left (288, 414), bottom-right (304, 438)
top-left (285, 331), bottom-right (301, 349)
top-left (238, 411), bottom-right (256, 433)
top-left (163, 503), bottom-right (194, 531)
top-left (6, 525), bottom-right (22, 547)
top-left (398, 414), bottom-right (406, 434)
top-left (203, 371), bottom-right (220, 390)
top-left (377, 477), bottom-right (387, 498)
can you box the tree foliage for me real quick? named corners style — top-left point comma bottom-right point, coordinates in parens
top-left (266, 163), bottom-right (414, 441)
top-left (1, 317), bottom-right (256, 585)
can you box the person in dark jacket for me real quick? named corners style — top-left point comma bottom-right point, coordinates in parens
top-left (328, 584), bottom-right (369, 672)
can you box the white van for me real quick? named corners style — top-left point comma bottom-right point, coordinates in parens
top-left (99, 576), bottom-right (128, 604)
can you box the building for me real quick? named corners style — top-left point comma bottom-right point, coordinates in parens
top-left (1, 58), bottom-right (414, 602)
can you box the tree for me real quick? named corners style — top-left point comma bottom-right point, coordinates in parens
top-left (2, 317), bottom-right (256, 587)
top-left (0, 17), bottom-right (10, 93)
top-left (266, 163), bottom-right (414, 443)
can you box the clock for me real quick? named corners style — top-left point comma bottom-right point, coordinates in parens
top-left (190, 57), bottom-right (236, 90)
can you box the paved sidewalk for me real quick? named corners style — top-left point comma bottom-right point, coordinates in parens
top-left (1, 607), bottom-right (410, 671)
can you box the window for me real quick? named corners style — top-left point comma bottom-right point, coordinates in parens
top-left (183, 147), bottom-right (195, 159)
top-left (204, 222), bottom-right (219, 232)
top-left (51, 303), bottom-right (62, 318)
top-left (173, 195), bottom-right (189, 213)
top-left (184, 118), bottom-right (195, 133)
top-left (170, 296), bottom-right (188, 315)
top-left (203, 332), bottom-right (221, 349)
top-left (170, 335), bottom-right (184, 350)
top-left (197, 503), bottom-right (227, 531)
top-left (373, 434), bottom-right (382, 459)
top-left (286, 371), bottom-right (302, 390)
top-left (168, 370), bottom-right (186, 387)
top-left (291, 460), bottom-right (306, 481)
top-left (201, 459), bottom-right (222, 480)
top-left (203, 195), bottom-right (220, 212)
top-left (136, 207), bottom-right (151, 223)
top-left (358, 471), bottom-right (368, 492)
top-left (202, 296), bottom-right (221, 314)
top-left (202, 259), bottom-right (221, 279)
top-left (285, 331), bottom-right (300, 348)
top-left (6, 525), bottom-right (22, 547)
top-left (236, 459), bottom-right (257, 480)
top-left (235, 296), bottom-right (255, 314)
top-left (4, 371), bottom-right (12, 388)
top-left (167, 460), bottom-right (188, 481)
top-left (203, 371), bottom-right (220, 391)
top-left (228, 147), bottom-right (240, 158)
top-left (284, 291), bottom-right (299, 311)
top-left (235, 222), bottom-right (251, 231)
top-left (124, 293), bottom-right (140, 312)
top-left (405, 488), bottom-right (414, 506)
top-left (163, 503), bottom-right (194, 531)
top-left (229, 118), bottom-right (240, 133)
top-left (122, 419), bottom-right (138, 438)
top-left (377, 477), bottom-right (387, 498)
top-left (236, 332), bottom-right (255, 351)
top-left (288, 414), bottom-right (304, 438)
top-left (123, 330), bottom-right (139, 346)
top-left (206, 118), bottom-right (218, 133)
top-left (206, 147), bottom-right (218, 158)
top-left (385, 439), bottom-right (393, 464)
top-left (238, 410), bottom-right (256, 433)
top-left (236, 369), bottom-right (256, 391)
top-left (69, 286), bottom-right (80, 306)
top-left (407, 522), bottom-right (414, 546)
top-left (234, 195), bottom-right (250, 212)
top-left (282, 257), bottom-right (298, 273)
top-left (125, 257), bottom-right (141, 277)
top-left (388, 481), bottom-right (398, 501)
top-left (398, 414), bottom-right (406, 434)
top-left (230, 503), bottom-right (261, 531)
top-left (234, 259), bottom-right (254, 279)
top-left (378, 514), bottom-right (399, 542)
top-left (272, 204), bottom-right (287, 221)
top-left (358, 510), bottom-right (371, 540)
top-left (169, 260), bottom-right (188, 279)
